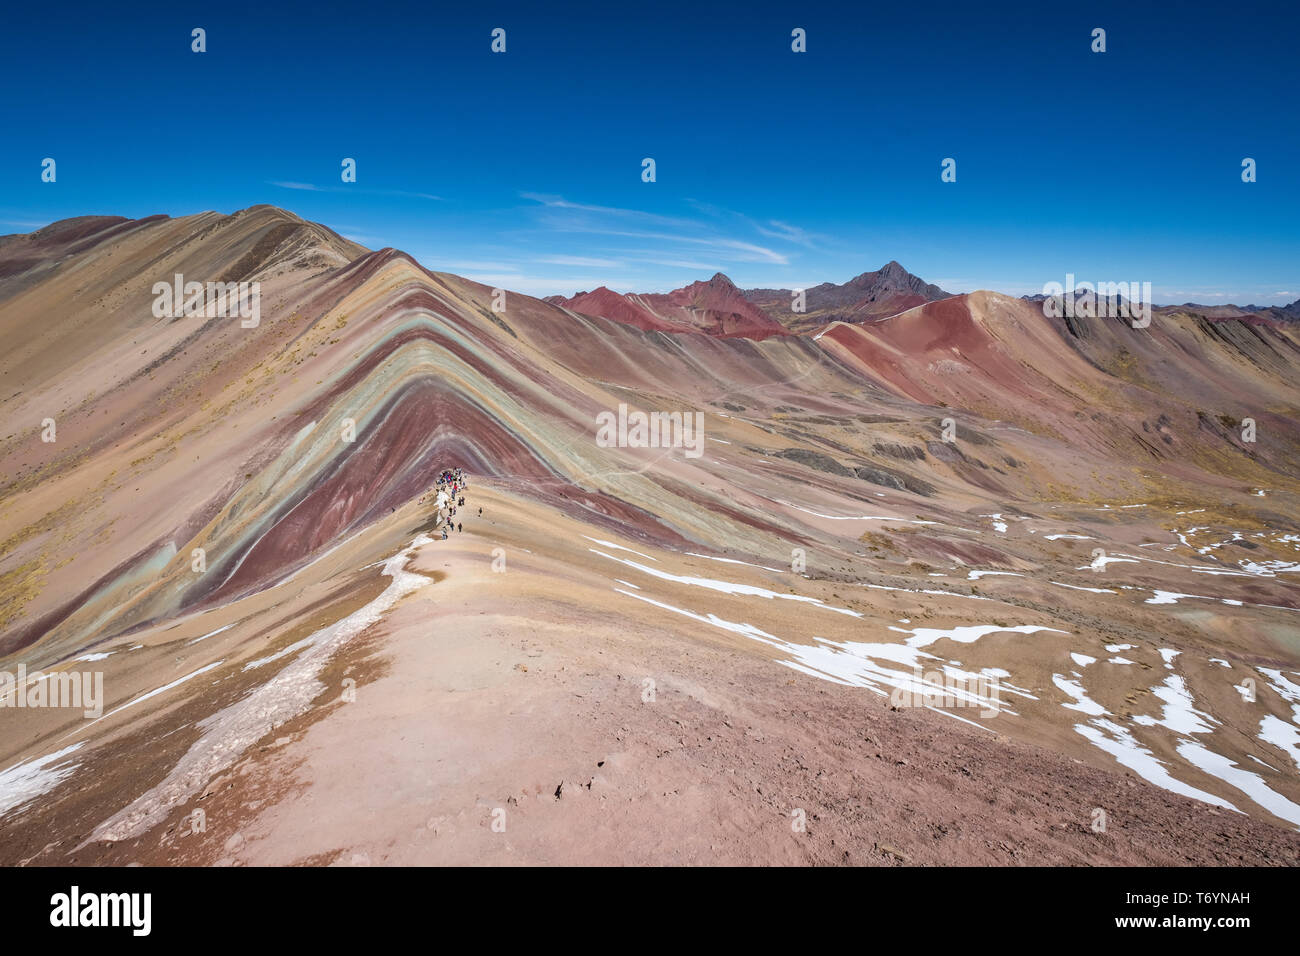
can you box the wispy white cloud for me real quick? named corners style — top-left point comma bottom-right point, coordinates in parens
top-left (536, 254), bottom-right (624, 268)
top-left (268, 182), bottom-right (442, 200)
top-left (523, 193), bottom-right (794, 266)
top-left (372, 188), bottom-right (443, 201)
top-left (755, 220), bottom-right (820, 248)
top-left (639, 258), bottom-right (728, 273)
top-left (440, 260), bottom-right (523, 272)
top-left (520, 193), bottom-right (693, 229)
top-left (556, 227), bottom-right (789, 265)
top-left (684, 198), bottom-right (824, 250)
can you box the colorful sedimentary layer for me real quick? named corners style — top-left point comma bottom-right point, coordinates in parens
top-left (1, 207), bottom-right (1298, 864)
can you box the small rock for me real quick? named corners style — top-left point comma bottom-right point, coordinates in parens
top-left (877, 843), bottom-right (909, 862)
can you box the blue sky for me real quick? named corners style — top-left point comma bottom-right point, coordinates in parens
top-left (1, 0), bottom-right (1296, 303)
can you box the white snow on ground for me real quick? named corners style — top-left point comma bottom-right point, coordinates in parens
top-left (1128, 586), bottom-right (1291, 613)
top-left (1259, 668), bottom-right (1300, 707)
top-left (967, 570), bottom-right (1023, 580)
top-left (1061, 652), bottom-right (1300, 828)
top-left (0, 743), bottom-right (84, 818)
top-left (1052, 581), bottom-right (1116, 594)
top-left (1257, 669), bottom-right (1300, 740)
top-left (1176, 740), bottom-right (1300, 827)
top-left (860, 581), bottom-right (995, 603)
top-left (1074, 720), bottom-right (1238, 811)
top-left (74, 651), bottom-right (114, 663)
top-left (605, 534), bottom-right (1300, 827)
top-left (591, 549), bottom-right (861, 617)
top-left (1082, 554), bottom-right (1140, 571)
top-left (1108, 548), bottom-right (1300, 581)
top-left (685, 552), bottom-right (784, 573)
top-left (1054, 674), bottom-right (1107, 715)
top-left (187, 622), bottom-right (236, 645)
top-left (777, 502), bottom-right (938, 525)
top-left (887, 623), bottom-right (1066, 648)
top-left (1258, 715), bottom-right (1300, 771)
top-left (1044, 534), bottom-right (1092, 541)
top-left (582, 535), bottom-right (657, 561)
top-left (1146, 590), bottom-right (1185, 605)
top-left (612, 589), bottom-right (1049, 725)
top-left (1238, 560), bottom-right (1300, 576)
top-left (78, 661), bottom-right (225, 731)
top-left (1131, 674), bottom-right (1218, 735)
top-left (245, 637), bottom-right (308, 672)
top-left (1208, 658), bottom-right (1232, 668)
top-left (86, 535), bottom-right (436, 844)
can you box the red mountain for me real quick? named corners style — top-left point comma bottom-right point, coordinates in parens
top-left (550, 273), bottom-right (789, 340)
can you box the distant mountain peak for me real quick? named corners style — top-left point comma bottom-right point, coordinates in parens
top-left (846, 261), bottom-right (945, 297)
top-left (741, 262), bottom-right (950, 329)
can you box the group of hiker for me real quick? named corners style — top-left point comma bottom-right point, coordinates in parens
top-left (419, 467), bottom-right (473, 540)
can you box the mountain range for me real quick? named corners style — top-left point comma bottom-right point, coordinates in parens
top-left (551, 260), bottom-right (1298, 339)
top-left (2, 206), bottom-right (1299, 864)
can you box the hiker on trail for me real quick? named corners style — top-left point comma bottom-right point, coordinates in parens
top-left (478, 507), bottom-right (482, 516)
top-left (457, 522), bottom-right (462, 533)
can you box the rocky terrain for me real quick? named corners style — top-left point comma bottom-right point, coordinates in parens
top-left (1, 206), bottom-right (1298, 865)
